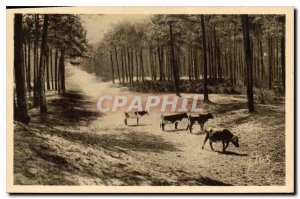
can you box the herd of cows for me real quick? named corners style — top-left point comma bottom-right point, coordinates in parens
top-left (123, 111), bottom-right (240, 153)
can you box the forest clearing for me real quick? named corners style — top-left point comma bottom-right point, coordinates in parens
top-left (11, 12), bottom-right (288, 187)
top-left (14, 64), bottom-right (285, 186)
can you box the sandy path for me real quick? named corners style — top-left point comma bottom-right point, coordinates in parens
top-left (12, 64), bottom-right (286, 186)
top-left (53, 64), bottom-right (285, 186)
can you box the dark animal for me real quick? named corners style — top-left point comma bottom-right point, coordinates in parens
top-left (124, 110), bottom-right (149, 125)
top-left (160, 113), bottom-right (188, 131)
top-left (202, 129), bottom-right (239, 152)
top-left (187, 113), bottom-right (214, 133)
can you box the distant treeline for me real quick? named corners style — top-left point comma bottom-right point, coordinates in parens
top-left (83, 14), bottom-right (285, 111)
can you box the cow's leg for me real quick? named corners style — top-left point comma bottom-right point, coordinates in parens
top-left (189, 122), bottom-right (194, 133)
top-left (224, 141), bottom-right (229, 151)
top-left (222, 140), bottom-right (225, 152)
top-left (137, 117), bottom-right (139, 124)
top-left (186, 117), bottom-right (191, 130)
top-left (161, 123), bottom-right (165, 131)
top-left (209, 141), bottom-right (214, 151)
top-left (175, 122), bottom-right (178, 129)
top-left (200, 123), bottom-right (204, 131)
top-left (202, 133), bottom-right (209, 149)
top-left (124, 118), bottom-right (127, 125)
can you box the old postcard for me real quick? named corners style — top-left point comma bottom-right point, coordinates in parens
top-left (7, 7), bottom-right (294, 193)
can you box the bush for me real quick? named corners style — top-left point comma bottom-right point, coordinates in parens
top-left (255, 88), bottom-right (276, 104)
top-left (234, 80), bottom-right (246, 94)
top-left (129, 79), bottom-right (279, 98)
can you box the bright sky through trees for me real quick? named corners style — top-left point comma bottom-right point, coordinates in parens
top-left (80, 14), bottom-right (151, 43)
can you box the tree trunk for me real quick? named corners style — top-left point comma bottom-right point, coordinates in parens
top-left (233, 35), bottom-right (237, 86)
top-left (23, 43), bottom-right (27, 88)
top-left (281, 33), bottom-right (285, 94)
top-left (268, 36), bottom-right (273, 90)
top-left (121, 48), bottom-right (125, 84)
top-left (149, 46), bottom-right (154, 81)
top-left (114, 46), bottom-right (121, 83)
top-left (188, 48), bottom-right (192, 82)
top-left (37, 15), bottom-right (49, 113)
top-left (208, 38), bottom-right (213, 79)
top-left (50, 47), bottom-right (54, 89)
top-left (169, 22), bottom-right (180, 96)
top-left (193, 49), bottom-right (199, 80)
top-left (241, 15), bottom-right (255, 112)
top-left (46, 47), bottom-right (50, 90)
top-left (213, 27), bottom-right (218, 80)
top-left (258, 35), bottom-right (265, 84)
top-left (127, 48), bottom-right (132, 85)
top-left (130, 48), bottom-right (134, 85)
top-left (229, 44), bottom-right (234, 87)
top-left (110, 50), bottom-right (115, 83)
top-left (201, 15), bottom-right (209, 102)
top-left (224, 48), bottom-right (228, 78)
top-left (124, 48), bottom-right (129, 83)
top-left (276, 37), bottom-right (279, 79)
top-left (157, 44), bottom-right (163, 81)
top-left (54, 50), bottom-right (58, 90)
top-left (33, 14), bottom-right (39, 106)
top-left (217, 40), bottom-right (222, 80)
top-left (59, 50), bottom-right (65, 93)
top-left (135, 49), bottom-right (139, 82)
top-left (14, 14), bottom-right (30, 124)
top-left (139, 48), bottom-right (145, 83)
top-left (153, 49), bottom-right (157, 81)
top-left (27, 41), bottom-right (31, 96)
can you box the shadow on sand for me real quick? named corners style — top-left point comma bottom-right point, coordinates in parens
top-left (31, 91), bottom-right (102, 127)
top-left (48, 128), bottom-right (180, 153)
top-left (217, 151), bottom-right (249, 156)
top-left (164, 128), bottom-right (188, 133)
top-left (171, 176), bottom-right (232, 186)
top-left (126, 124), bottom-right (149, 127)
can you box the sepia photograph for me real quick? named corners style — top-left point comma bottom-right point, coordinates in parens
top-left (6, 7), bottom-right (294, 193)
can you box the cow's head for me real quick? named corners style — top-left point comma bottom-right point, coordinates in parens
top-left (182, 112), bottom-right (188, 118)
top-left (138, 110), bottom-right (149, 116)
top-left (231, 135), bottom-right (240, 147)
top-left (206, 113), bottom-right (214, 119)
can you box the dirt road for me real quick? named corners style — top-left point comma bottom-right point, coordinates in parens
top-left (14, 64), bottom-right (285, 186)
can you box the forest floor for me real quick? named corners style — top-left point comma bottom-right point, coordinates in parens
top-left (14, 65), bottom-right (285, 186)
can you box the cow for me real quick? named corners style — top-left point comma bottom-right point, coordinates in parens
top-left (160, 112), bottom-right (188, 131)
top-left (124, 110), bottom-right (149, 125)
top-left (202, 128), bottom-right (239, 152)
top-left (187, 113), bottom-right (214, 133)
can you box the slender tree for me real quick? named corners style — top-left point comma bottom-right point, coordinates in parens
top-left (201, 15), bottom-right (209, 102)
top-left (46, 47), bottom-right (50, 90)
top-left (268, 36), bottom-right (273, 90)
top-left (114, 46), bottom-right (121, 83)
top-left (168, 21), bottom-right (181, 97)
top-left (59, 50), bottom-right (65, 93)
top-left (37, 15), bottom-right (49, 113)
top-left (27, 39), bottom-right (32, 96)
top-left (14, 14), bottom-right (30, 124)
top-left (54, 50), bottom-right (58, 90)
top-left (110, 50), bottom-right (115, 83)
top-left (50, 47), bottom-right (54, 89)
top-left (281, 31), bottom-right (285, 94)
top-left (33, 15), bottom-right (39, 106)
top-left (241, 15), bottom-right (255, 112)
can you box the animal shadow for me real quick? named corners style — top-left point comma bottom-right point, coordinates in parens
top-left (191, 130), bottom-right (207, 135)
top-left (165, 128), bottom-right (188, 133)
top-left (126, 124), bottom-right (148, 127)
top-left (218, 151), bottom-right (248, 156)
